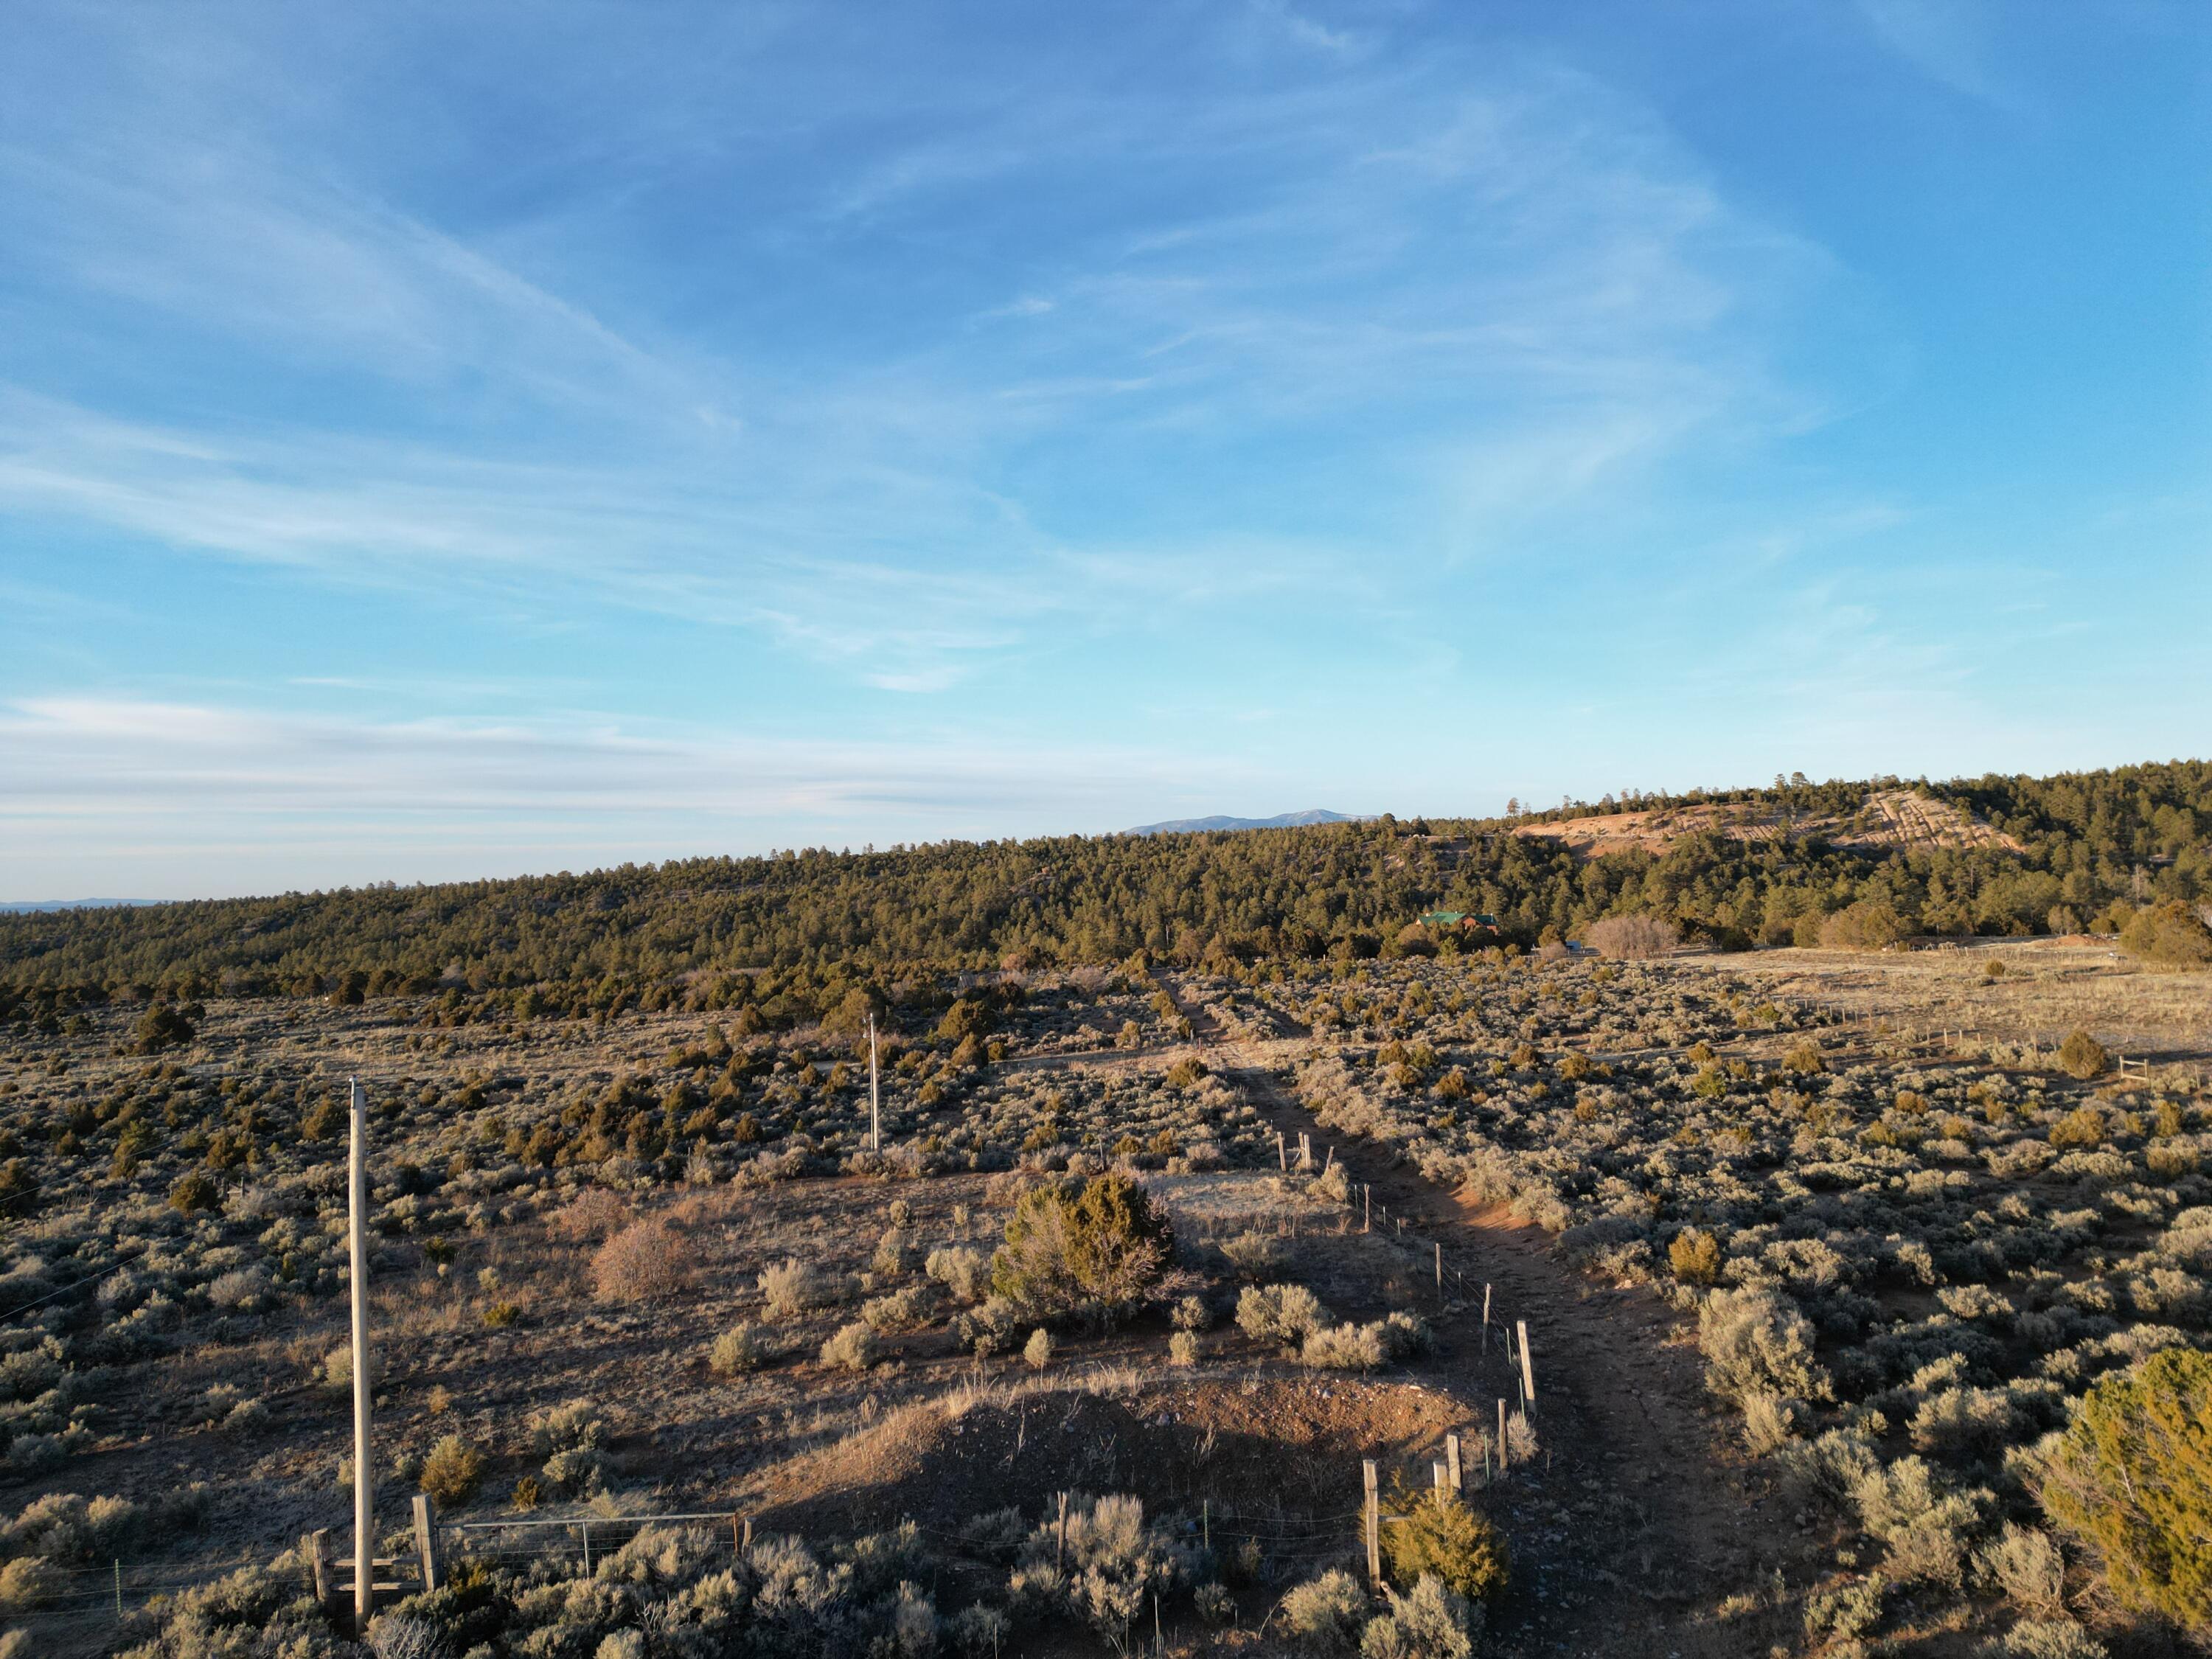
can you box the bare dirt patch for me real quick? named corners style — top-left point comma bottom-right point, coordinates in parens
top-left (1512, 787), bottom-right (2023, 861)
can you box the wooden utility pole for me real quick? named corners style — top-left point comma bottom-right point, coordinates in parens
top-left (867, 1015), bottom-right (883, 1152)
top-left (347, 1077), bottom-right (375, 1635)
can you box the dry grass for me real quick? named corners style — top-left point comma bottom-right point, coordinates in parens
top-left (1706, 938), bottom-right (2212, 1068)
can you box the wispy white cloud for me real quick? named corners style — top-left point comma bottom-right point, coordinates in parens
top-left (0, 23), bottom-right (1849, 695)
top-left (1857, 0), bottom-right (2018, 107)
top-left (1245, 0), bottom-right (1369, 60)
top-left (0, 695), bottom-right (1248, 836)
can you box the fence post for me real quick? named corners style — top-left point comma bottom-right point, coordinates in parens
top-left (1481, 1284), bottom-right (1491, 1355)
top-left (1432, 1461), bottom-right (1448, 1493)
top-left (413, 1493), bottom-right (442, 1592)
top-left (1497, 1399), bottom-right (1509, 1469)
top-left (1363, 1185), bottom-right (1371, 1232)
top-left (305, 1528), bottom-right (335, 1621)
top-left (114, 1557), bottom-right (122, 1620)
top-left (1362, 1460), bottom-right (1381, 1593)
top-left (1445, 1433), bottom-right (1463, 1494)
top-left (1057, 1492), bottom-right (1069, 1576)
top-left (1517, 1319), bottom-right (1536, 1415)
top-left (1434, 1243), bottom-right (1442, 1301)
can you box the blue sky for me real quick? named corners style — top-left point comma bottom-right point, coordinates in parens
top-left (1, 1), bottom-right (2206, 898)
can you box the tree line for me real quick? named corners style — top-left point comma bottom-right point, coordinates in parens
top-left (1, 762), bottom-right (2205, 1012)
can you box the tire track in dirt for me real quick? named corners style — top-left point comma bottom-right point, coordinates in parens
top-left (1153, 974), bottom-right (1792, 1656)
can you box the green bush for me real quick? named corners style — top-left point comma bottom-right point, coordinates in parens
top-left (167, 1170), bottom-right (218, 1214)
top-left (2056, 1030), bottom-right (2110, 1080)
top-left (1669, 1228), bottom-right (1722, 1285)
top-left (1380, 1492), bottom-right (1508, 1600)
top-left (2120, 900), bottom-right (2212, 970)
top-left (1783, 1040), bottom-right (1826, 1074)
top-left (420, 1434), bottom-right (484, 1506)
top-left (2048, 1105), bottom-right (2105, 1149)
top-left (1819, 899), bottom-right (1909, 951)
top-left (133, 1004), bottom-right (196, 1054)
top-left (990, 1173), bottom-right (1173, 1324)
top-left (2038, 1346), bottom-right (2212, 1630)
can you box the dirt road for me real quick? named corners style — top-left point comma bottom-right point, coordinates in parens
top-left (1155, 974), bottom-right (1803, 1656)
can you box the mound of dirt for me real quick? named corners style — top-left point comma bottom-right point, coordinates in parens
top-left (742, 1372), bottom-right (1464, 1539)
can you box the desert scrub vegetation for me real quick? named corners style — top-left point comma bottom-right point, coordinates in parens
top-left (1278, 1559), bottom-right (1492, 1657)
top-left (108, 1489), bottom-right (1287, 1659)
top-left (990, 1171), bottom-right (1175, 1324)
top-left (2037, 1346), bottom-right (2212, 1629)
top-left (1269, 950), bottom-right (2212, 1646)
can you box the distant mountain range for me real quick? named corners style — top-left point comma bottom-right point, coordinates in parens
top-left (0, 899), bottom-right (159, 914)
top-left (1123, 809), bottom-right (1362, 837)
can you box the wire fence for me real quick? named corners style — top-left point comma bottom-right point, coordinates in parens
top-left (15, 970), bottom-right (1552, 1642)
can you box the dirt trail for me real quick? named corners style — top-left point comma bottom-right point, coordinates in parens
top-left (1156, 975), bottom-right (1794, 1656)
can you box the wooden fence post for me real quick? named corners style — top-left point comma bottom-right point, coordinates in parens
top-left (1057, 1492), bottom-right (1069, 1576)
top-left (1363, 1185), bottom-right (1371, 1232)
top-left (1433, 1242), bottom-right (1442, 1300)
top-left (1481, 1284), bottom-right (1491, 1355)
top-left (1497, 1399), bottom-right (1509, 1469)
top-left (413, 1493), bottom-right (442, 1593)
top-left (1445, 1433), bottom-right (1463, 1494)
top-left (304, 1529), bottom-right (333, 1617)
top-left (1362, 1460), bottom-right (1381, 1593)
top-left (1516, 1319), bottom-right (1536, 1414)
top-left (1276, 1133), bottom-right (1287, 1172)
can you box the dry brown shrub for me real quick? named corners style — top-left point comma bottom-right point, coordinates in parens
top-left (1585, 915), bottom-right (1680, 960)
top-left (589, 1217), bottom-right (692, 1301)
top-left (550, 1186), bottom-right (631, 1242)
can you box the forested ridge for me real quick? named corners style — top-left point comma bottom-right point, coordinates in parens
top-left (3, 762), bottom-right (2208, 1009)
